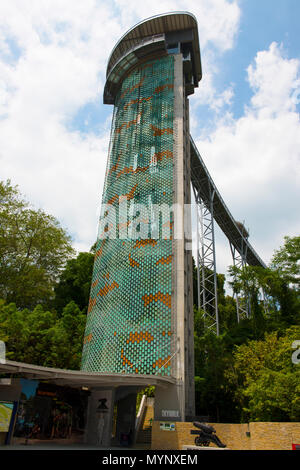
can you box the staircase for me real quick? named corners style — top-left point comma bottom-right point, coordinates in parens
top-left (135, 397), bottom-right (154, 445)
top-left (136, 426), bottom-right (152, 444)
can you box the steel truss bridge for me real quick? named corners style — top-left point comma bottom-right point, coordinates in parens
top-left (190, 135), bottom-right (266, 335)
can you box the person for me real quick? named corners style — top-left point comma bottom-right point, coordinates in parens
top-left (67, 409), bottom-right (72, 438)
top-left (61, 412), bottom-right (68, 438)
top-left (128, 429), bottom-right (133, 446)
top-left (28, 421), bottom-right (40, 439)
top-left (50, 408), bottom-right (60, 438)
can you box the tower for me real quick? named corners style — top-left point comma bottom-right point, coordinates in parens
top-left (81, 12), bottom-right (202, 423)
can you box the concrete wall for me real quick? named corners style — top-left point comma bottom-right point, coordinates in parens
top-left (0, 378), bottom-right (21, 445)
top-left (0, 378), bottom-right (21, 402)
top-left (84, 388), bottom-right (115, 447)
top-left (142, 398), bottom-right (154, 430)
top-left (151, 421), bottom-right (300, 450)
top-left (248, 422), bottom-right (300, 450)
top-left (171, 52), bottom-right (195, 422)
top-left (115, 392), bottom-right (137, 443)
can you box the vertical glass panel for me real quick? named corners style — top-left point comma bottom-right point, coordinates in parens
top-left (81, 55), bottom-right (175, 376)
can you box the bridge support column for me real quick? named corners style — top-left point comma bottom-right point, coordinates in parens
top-left (193, 186), bottom-right (219, 336)
top-left (229, 241), bottom-right (251, 322)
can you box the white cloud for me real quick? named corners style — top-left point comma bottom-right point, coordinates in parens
top-left (113, 0), bottom-right (240, 50)
top-left (0, 1), bottom-right (122, 250)
top-left (0, 0), bottom-right (241, 254)
top-left (247, 42), bottom-right (300, 117)
top-left (196, 42), bottom-right (300, 269)
top-left (1, 1), bottom-right (297, 288)
top-left (190, 49), bottom-right (234, 114)
top-left (113, 0), bottom-right (240, 117)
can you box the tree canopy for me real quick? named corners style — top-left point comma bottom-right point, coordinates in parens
top-left (271, 235), bottom-right (300, 289)
top-left (53, 251), bottom-right (94, 313)
top-left (0, 180), bottom-right (75, 309)
top-left (226, 327), bottom-right (300, 422)
top-left (193, 234), bottom-right (299, 422)
top-left (0, 177), bottom-right (299, 421)
top-left (0, 299), bottom-right (86, 369)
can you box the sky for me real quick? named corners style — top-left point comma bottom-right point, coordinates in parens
top-left (0, 0), bottom-right (299, 283)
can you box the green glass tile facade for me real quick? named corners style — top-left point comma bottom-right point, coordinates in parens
top-left (81, 55), bottom-right (175, 376)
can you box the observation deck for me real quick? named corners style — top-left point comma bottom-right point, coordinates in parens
top-left (104, 11), bottom-right (202, 104)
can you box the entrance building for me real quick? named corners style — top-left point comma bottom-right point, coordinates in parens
top-left (0, 359), bottom-right (175, 446)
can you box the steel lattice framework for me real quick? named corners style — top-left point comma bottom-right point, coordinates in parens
top-left (193, 186), bottom-right (219, 335)
top-left (190, 136), bottom-right (266, 334)
top-left (229, 241), bottom-right (251, 322)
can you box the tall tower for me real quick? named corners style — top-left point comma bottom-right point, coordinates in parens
top-left (81, 12), bottom-right (202, 422)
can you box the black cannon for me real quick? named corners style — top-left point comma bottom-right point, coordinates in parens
top-left (190, 422), bottom-right (226, 448)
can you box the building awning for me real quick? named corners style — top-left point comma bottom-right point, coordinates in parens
top-left (0, 360), bottom-right (176, 389)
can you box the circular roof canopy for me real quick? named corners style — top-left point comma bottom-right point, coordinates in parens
top-left (104, 12), bottom-right (202, 104)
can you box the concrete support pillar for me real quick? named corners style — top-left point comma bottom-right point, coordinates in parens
top-left (84, 388), bottom-right (115, 447)
top-left (171, 53), bottom-right (195, 422)
top-left (154, 383), bottom-right (183, 422)
top-left (115, 392), bottom-right (137, 445)
top-left (183, 96), bottom-right (195, 420)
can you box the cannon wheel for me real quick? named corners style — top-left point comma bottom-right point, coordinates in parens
top-left (195, 436), bottom-right (210, 447)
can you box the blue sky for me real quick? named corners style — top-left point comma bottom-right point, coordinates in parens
top-left (192, 0), bottom-right (300, 131)
top-left (0, 0), bottom-right (299, 280)
top-left (220, 0), bottom-right (300, 118)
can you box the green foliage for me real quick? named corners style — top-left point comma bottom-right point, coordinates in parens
top-left (193, 235), bottom-right (299, 422)
top-left (0, 299), bottom-right (85, 369)
top-left (136, 386), bottom-right (155, 414)
top-left (271, 235), bottom-right (300, 288)
top-left (194, 329), bottom-right (240, 422)
top-left (53, 251), bottom-right (94, 313)
top-left (218, 296), bottom-right (238, 334)
top-left (228, 263), bottom-right (300, 328)
top-left (0, 178), bottom-right (89, 370)
top-left (226, 327), bottom-right (300, 421)
top-left (1, 179), bottom-right (299, 424)
top-left (0, 180), bottom-right (75, 309)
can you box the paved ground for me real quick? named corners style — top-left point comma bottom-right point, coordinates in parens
top-left (3, 439), bottom-right (150, 450)
top-left (2, 445), bottom-right (145, 450)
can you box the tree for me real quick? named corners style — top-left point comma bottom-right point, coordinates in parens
top-left (271, 236), bottom-right (300, 289)
top-left (228, 263), bottom-right (300, 331)
top-left (0, 180), bottom-right (75, 309)
top-left (53, 251), bottom-right (94, 313)
top-left (226, 327), bottom-right (300, 422)
top-left (194, 235), bottom-right (300, 423)
top-left (0, 299), bottom-right (85, 369)
top-left (50, 301), bottom-right (86, 369)
top-left (194, 329), bottom-right (239, 422)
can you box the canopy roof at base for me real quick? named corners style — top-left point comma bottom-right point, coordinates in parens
top-left (0, 360), bottom-right (176, 389)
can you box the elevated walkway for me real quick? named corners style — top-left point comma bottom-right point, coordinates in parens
top-left (190, 135), bottom-right (266, 268)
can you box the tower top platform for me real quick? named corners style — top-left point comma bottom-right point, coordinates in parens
top-left (104, 11), bottom-right (202, 104)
